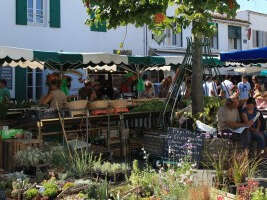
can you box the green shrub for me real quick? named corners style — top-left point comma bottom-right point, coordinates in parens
top-left (251, 187), bottom-right (267, 200)
top-left (25, 188), bottom-right (38, 200)
top-left (42, 180), bottom-right (58, 198)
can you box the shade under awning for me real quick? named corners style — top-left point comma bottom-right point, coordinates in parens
top-left (220, 47), bottom-right (267, 64)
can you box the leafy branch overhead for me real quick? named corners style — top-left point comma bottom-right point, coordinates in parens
top-left (83, 0), bottom-right (240, 36)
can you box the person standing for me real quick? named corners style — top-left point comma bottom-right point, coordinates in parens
top-left (221, 76), bottom-right (234, 99)
top-left (238, 76), bottom-right (251, 105)
top-left (0, 79), bottom-right (10, 103)
top-left (203, 76), bottom-right (210, 97)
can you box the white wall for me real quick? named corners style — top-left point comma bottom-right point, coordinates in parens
top-left (148, 20), bottom-right (248, 54)
top-left (0, 0), bottom-right (144, 55)
top-left (237, 11), bottom-right (267, 49)
top-left (217, 23), bottom-right (229, 52)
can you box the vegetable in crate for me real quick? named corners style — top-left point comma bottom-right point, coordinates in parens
top-left (131, 100), bottom-right (170, 112)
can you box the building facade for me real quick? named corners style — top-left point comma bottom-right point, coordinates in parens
top-left (237, 10), bottom-right (267, 49)
top-left (0, 0), bottom-right (146, 100)
top-left (148, 13), bottom-right (251, 56)
top-left (1, 0), bottom-right (266, 100)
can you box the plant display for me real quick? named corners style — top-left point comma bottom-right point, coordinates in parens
top-left (24, 188), bottom-right (38, 200)
top-left (228, 150), bottom-right (263, 186)
top-left (129, 159), bottom-right (193, 199)
top-left (101, 162), bottom-right (112, 175)
top-left (237, 179), bottom-right (259, 200)
top-left (183, 97), bottom-right (225, 127)
top-left (11, 178), bottom-right (31, 199)
top-left (204, 146), bottom-right (264, 194)
top-left (251, 187), bottom-right (267, 200)
top-left (204, 145), bottom-right (229, 190)
top-left (87, 181), bottom-right (109, 200)
top-left (131, 100), bottom-right (170, 112)
top-left (42, 179), bottom-right (58, 198)
top-left (15, 147), bottom-right (53, 168)
top-left (62, 182), bottom-right (75, 191)
top-left (57, 148), bottom-right (97, 178)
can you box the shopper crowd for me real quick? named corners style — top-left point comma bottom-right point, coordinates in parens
top-left (213, 75), bottom-right (267, 154)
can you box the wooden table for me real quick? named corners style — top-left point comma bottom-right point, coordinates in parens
top-left (37, 111), bottom-right (164, 158)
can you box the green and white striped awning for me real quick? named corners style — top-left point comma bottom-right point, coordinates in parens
top-left (0, 46), bottom-right (183, 70)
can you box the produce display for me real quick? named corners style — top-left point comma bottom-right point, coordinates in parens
top-left (130, 100), bottom-right (169, 112)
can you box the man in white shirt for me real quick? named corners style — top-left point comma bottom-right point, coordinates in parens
top-left (238, 76), bottom-right (251, 103)
top-left (203, 77), bottom-right (210, 97)
top-left (203, 77), bottom-right (218, 97)
top-left (221, 76), bottom-right (234, 99)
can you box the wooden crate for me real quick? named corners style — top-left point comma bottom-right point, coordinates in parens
top-left (2, 139), bottom-right (41, 172)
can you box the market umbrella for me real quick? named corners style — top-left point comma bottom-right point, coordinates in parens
top-left (260, 69), bottom-right (267, 76)
top-left (233, 66), bottom-right (262, 74)
top-left (220, 46), bottom-right (267, 64)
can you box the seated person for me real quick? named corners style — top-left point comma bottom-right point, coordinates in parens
top-left (241, 98), bottom-right (265, 153)
top-left (217, 95), bottom-right (253, 149)
top-left (141, 81), bottom-right (155, 98)
top-left (0, 79), bottom-right (10, 102)
top-left (40, 80), bottom-right (67, 109)
top-left (254, 89), bottom-right (267, 109)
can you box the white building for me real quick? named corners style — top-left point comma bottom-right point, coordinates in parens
top-left (0, 0), bottom-right (146, 100)
top-left (148, 13), bottom-right (251, 56)
top-left (237, 10), bottom-right (267, 49)
top-left (0, 0), bottom-right (266, 101)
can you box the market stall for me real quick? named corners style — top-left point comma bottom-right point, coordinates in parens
top-left (0, 46), bottom-right (181, 171)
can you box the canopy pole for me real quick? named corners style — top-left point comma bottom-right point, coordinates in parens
top-left (137, 64), bottom-right (140, 98)
top-left (60, 65), bottom-right (63, 80)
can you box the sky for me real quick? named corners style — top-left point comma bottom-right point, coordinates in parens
top-left (237, 0), bottom-right (267, 14)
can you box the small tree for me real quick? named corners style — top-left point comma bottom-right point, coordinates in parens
top-left (83, 0), bottom-right (240, 114)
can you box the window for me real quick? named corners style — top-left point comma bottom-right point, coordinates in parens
top-left (27, 0), bottom-right (46, 25)
top-left (164, 29), bottom-right (183, 47)
top-left (228, 26), bottom-right (242, 50)
top-left (210, 24), bottom-right (218, 49)
top-left (36, 69), bottom-right (43, 100)
top-left (253, 30), bottom-right (267, 48)
top-left (16, 0), bottom-right (60, 28)
top-left (27, 68), bottom-right (43, 101)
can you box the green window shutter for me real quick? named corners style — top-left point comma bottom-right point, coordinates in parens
top-left (16, 0), bottom-right (27, 25)
top-left (15, 67), bottom-right (27, 101)
top-left (90, 12), bottom-right (107, 32)
top-left (50, 0), bottom-right (61, 28)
